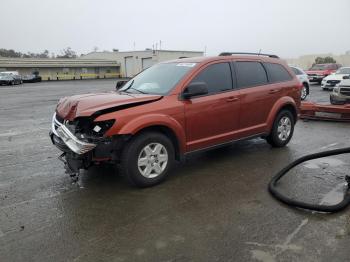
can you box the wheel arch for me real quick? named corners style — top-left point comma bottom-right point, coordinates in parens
top-left (266, 98), bottom-right (298, 132)
top-left (116, 115), bottom-right (186, 161)
top-left (132, 125), bottom-right (182, 161)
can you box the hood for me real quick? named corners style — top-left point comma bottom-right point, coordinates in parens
top-left (323, 74), bottom-right (347, 81)
top-left (340, 79), bottom-right (350, 87)
top-left (56, 92), bottom-right (162, 120)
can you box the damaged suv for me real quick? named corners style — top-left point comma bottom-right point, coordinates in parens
top-left (50, 53), bottom-right (301, 187)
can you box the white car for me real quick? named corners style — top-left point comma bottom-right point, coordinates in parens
top-left (321, 67), bottom-right (350, 90)
top-left (290, 66), bottom-right (310, 100)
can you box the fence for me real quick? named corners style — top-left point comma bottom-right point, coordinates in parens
top-left (40, 73), bottom-right (121, 81)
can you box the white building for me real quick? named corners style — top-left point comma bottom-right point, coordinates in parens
top-left (80, 49), bottom-right (204, 77)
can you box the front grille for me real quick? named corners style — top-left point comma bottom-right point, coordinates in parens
top-left (308, 74), bottom-right (316, 76)
top-left (340, 87), bottom-right (350, 96)
top-left (327, 80), bottom-right (341, 85)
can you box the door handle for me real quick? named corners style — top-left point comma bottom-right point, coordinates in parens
top-left (269, 89), bottom-right (280, 94)
top-left (226, 96), bottom-right (239, 102)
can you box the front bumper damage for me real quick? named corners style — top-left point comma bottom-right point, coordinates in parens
top-left (50, 113), bottom-right (128, 175)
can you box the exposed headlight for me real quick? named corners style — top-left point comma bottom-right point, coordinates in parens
top-left (333, 86), bottom-right (340, 93)
top-left (92, 119), bottom-right (115, 136)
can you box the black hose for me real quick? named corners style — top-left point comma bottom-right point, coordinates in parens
top-left (268, 146), bottom-right (350, 213)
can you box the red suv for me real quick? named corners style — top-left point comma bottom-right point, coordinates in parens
top-left (306, 63), bottom-right (342, 84)
top-left (50, 52), bottom-right (301, 187)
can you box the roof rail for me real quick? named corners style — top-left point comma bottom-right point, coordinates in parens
top-left (219, 52), bottom-right (279, 59)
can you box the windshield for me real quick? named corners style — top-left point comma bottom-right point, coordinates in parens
top-left (309, 64), bottom-right (330, 70)
top-left (119, 62), bottom-right (197, 95)
top-left (335, 68), bottom-right (350, 75)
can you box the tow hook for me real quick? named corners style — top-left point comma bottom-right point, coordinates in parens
top-left (58, 153), bottom-right (80, 183)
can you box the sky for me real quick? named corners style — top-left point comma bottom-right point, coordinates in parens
top-left (1, 0), bottom-right (350, 58)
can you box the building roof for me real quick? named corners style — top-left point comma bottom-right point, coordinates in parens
top-left (0, 58), bottom-right (120, 68)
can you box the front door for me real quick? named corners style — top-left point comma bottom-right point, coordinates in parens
top-left (183, 62), bottom-right (241, 152)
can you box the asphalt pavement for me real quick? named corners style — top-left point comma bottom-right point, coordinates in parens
top-left (0, 80), bottom-right (349, 262)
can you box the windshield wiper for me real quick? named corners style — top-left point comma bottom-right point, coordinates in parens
top-left (122, 80), bottom-right (148, 94)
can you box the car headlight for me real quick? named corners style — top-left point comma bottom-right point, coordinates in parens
top-left (333, 86), bottom-right (340, 93)
top-left (92, 119), bottom-right (115, 136)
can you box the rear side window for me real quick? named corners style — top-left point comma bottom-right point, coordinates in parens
top-left (235, 61), bottom-right (268, 88)
top-left (191, 63), bottom-right (233, 94)
top-left (264, 63), bottom-right (293, 83)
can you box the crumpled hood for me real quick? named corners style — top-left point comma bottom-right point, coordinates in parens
top-left (56, 92), bottom-right (162, 120)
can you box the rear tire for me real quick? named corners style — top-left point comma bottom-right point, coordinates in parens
top-left (119, 132), bottom-right (175, 187)
top-left (266, 110), bottom-right (294, 148)
top-left (301, 83), bottom-right (308, 100)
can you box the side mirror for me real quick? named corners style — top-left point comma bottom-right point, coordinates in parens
top-left (182, 82), bottom-right (208, 99)
top-left (116, 80), bottom-right (128, 90)
top-left (343, 75), bottom-right (350, 80)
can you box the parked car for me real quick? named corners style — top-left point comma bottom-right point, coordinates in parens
top-left (306, 63), bottom-right (342, 84)
top-left (330, 76), bottom-right (350, 105)
top-left (290, 66), bottom-right (310, 100)
top-left (321, 67), bottom-right (350, 90)
top-left (0, 73), bottom-right (15, 86)
top-left (22, 74), bottom-right (42, 83)
top-left (50, 53), bottom-right (301, 187)
top-left (0, 71), bottom-right (22, 84)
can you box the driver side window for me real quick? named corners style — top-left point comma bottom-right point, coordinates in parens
top-left (190, 63), bottom-right (233, 94)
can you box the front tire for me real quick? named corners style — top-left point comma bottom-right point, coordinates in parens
top-left (119, 132), bottom-right (175, 187)
top-left (266, 110), bottom-right (294, 147)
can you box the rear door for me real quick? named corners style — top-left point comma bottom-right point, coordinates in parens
top-left (183, 62), bottom-right (241, 152)
top-left (234, 61), bottom-right (287, 137)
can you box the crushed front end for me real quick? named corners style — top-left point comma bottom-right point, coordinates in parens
top-left (49, 112), bottom-right (126, 175)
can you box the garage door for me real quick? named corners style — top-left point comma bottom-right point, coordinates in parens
top-left (125, 57), bottom-right (134, 77)
top-left (142, 57), bottom-right (154, 70)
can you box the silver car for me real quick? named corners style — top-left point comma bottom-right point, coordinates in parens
top-left (330, 76), bottom-right (350, 105)
top-left (290, 66), bottom-right (310, 100)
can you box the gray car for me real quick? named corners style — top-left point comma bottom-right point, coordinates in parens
top-left (0, 73), bottom-right (16, 85)
top-left (290, 66), bottom-right (310, 100)
top-left (330, 76), bottom-right (350, 105)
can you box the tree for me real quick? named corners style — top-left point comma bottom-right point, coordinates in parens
top-left (57, 47), bottom-right (77, 58)
top-left (38, 50), bottom-right (49, 58)
top-left (315, 56), bottom-right (336, 64)
top-left (0, 48), bottom-right (22, 58)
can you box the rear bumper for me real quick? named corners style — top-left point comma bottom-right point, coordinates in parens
top-left (308, 75), bottom-right (324, 82)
